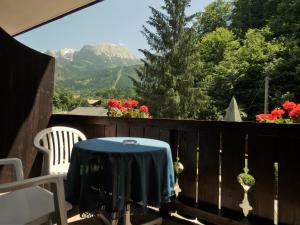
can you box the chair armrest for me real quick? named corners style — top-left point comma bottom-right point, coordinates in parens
top-left (34, 144), bottom-right (50, 156)
top-left (33, 144), bottom-right (50, 175)
top-left (0, 158), bottom-right (24, 181)
top-left (0, 175), bottom-right (67, 225)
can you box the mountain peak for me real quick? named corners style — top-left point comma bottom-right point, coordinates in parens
top-left (47, 48), bottom-right (76, 61)
top-left (92, 43), bottom-right (136, 60)
top-left (48, 42), bottom-right (137, 61)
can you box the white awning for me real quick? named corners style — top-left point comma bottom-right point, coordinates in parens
top-left (0, 0), bottom-right (102, 36)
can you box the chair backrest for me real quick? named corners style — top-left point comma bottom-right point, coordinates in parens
top-left (34, 126), bottom-right (87, 175)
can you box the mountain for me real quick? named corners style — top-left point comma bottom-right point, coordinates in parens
top-left (46, 43), bottom-right (141, 94)
top-left (47, 48), bottom-right (76, 61)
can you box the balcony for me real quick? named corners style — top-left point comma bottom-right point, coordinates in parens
top-left (48, 114), bottom-right (300, 225)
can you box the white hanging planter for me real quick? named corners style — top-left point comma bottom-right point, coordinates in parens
top-left (239, 183), bottom-right (253, 217)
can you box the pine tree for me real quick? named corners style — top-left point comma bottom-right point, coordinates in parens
top-left (134, 0), bottom-right (207, 119)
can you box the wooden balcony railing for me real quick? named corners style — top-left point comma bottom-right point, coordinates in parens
top-left (50, 114), bottom-right (300, 225)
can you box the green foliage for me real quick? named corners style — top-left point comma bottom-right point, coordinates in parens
top-left (194, 0), bottom-right (232, 35)
top-left (53, 86), bottom-right (89, 113)
top-left (135, 0), bottom-right (300, 120)
top-left (197, 27), bottom-right (239, 76)
top-left (231, 0), bottom-right (267, 35)
top-left (134, 0), bottom-right (210, 119)
top-left (237, 158), bottom-right (255, 187)
top-left (134, 0), bottom-right (300, 120)
top-left (267, 0), bottom-right (300, 39)
top-left (192, 27), bottom-right (240, 119)
top-left (93, 88), bottom-right (136, 105)
top-left (209, 27), bottom-right (285, 119)
top-left (238, 173), bottom-right (255, 187)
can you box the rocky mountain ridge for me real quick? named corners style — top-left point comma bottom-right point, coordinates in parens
top-left (46, 42), bottom-right (141, 94)
top-left (47, 42), bottom-right (137, 62)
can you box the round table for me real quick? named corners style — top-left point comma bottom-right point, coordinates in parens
top-left (65, 137), bottom-right (175, 224)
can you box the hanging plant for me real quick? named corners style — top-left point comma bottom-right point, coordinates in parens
top-left (238, 172), bottom-right (255, 187)
top-left (174, 156), bottom-right (184, 174)
top-left (237, 161), bottom-right (255, 187)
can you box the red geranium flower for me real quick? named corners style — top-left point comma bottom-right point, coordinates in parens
top-left (257, 101), bottom-right (300, 123)
top-left (121, 107), bottom-right (128, 112)
top-left (139, 105), bottom-right (149, 113)
top-left (256, 114), bottom-right (277, 122)
top-left (289, 105), bottom-right (300, 118)
top-left (130, 100), bottom-right (139, 107)
top-left (116, 103), bottom-right (123, 110)
top-left (271, 108), bottom-right (285, 118)
top-left (107, 99), bottom-right (118, 108)
top-left (282, 101), bottom-right (296, 111)
top-left (124, 101), bottom-right (133, 108)
top-left (107, 99), bottom-right (151, 118)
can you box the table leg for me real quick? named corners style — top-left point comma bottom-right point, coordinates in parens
top-left (111, 211), bottom-right (119, 225)
top-left (124, 204), bottom-right (132, 225)
top-left (124, 159), bottom-right (133, 225)
top-left (110, 157), bottom-right (119, 225)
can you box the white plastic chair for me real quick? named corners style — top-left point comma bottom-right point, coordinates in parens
top-left (34, 126), bottom-right (86, 176)
top-left (0, 158), bottom-right (68, 225)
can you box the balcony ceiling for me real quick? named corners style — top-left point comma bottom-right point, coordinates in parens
top-left (0, 0), bottom-right (102, 36)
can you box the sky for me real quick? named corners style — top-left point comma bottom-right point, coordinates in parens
top-left (16, 0), bottom-right (213, 58)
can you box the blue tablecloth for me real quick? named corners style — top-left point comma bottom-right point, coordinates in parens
top-left (65, 137), bottom-right (175, 214)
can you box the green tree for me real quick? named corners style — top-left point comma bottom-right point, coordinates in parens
top-left (231, 0), bottom-right (267, 35)
top-left (197, 27), bottom-right (239, 74)
top-left (210, 27), bottom-right (285, 119)
top-left (266, 0), bottom-right (300, 105)
top-left (192, 27), bottom-right (239, 119)
top-left (194, 0), bottom-right (232, 35)
top-left (134, 0), bottom-right (207, 119)
top-left (53, 87), bottom-right (89, 113)
top-left (267, 0), bottom-right (300, 39)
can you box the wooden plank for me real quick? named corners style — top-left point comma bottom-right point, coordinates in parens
top-left (129, 126), bottom-right (144, 137)
top-left (159, 129), bottom-right (171, 143)
top-left (248, 135), bottom-right (275, 220)
top-left (85, 124), bottom-right (106, 138)
top-left (105, 124), bottom-right (117, 137)
top-left (116, 122), bottom-right (130, 137)
top-left (221, 131), bottom-right (245, 212)
top-left (198, 131), bottom-right (219, 206)
top-left (278, 137), bottom-right (300, 224)
top-left (177, 131), bottom-right (197, 200)
top-left (144, 127), bottom-right (160, 139)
